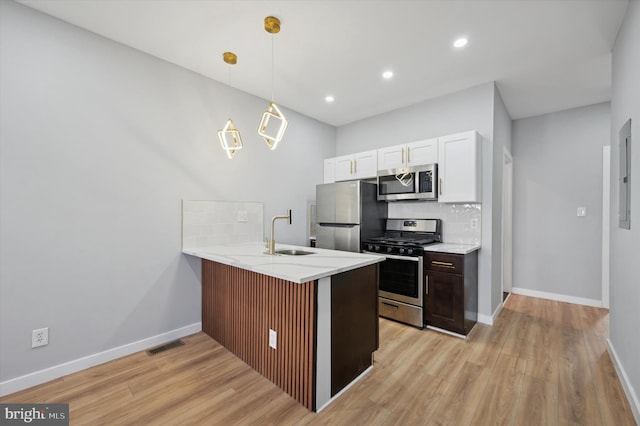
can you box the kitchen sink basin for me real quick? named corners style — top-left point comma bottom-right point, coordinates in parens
top-left (273, 249), bottom-right (315, 256)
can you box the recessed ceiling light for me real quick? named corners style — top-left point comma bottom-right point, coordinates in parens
top-left (325, 95), bottom-right (335, 103)
top-left (454, 38), bottom-right (468, 48)
top-left (382, 70), bottom-right (394, 79)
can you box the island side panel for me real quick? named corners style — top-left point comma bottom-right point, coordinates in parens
top-left (330, 263), bottom-right (379, 396)
top-left (202, 260), bottom-right (316, 411)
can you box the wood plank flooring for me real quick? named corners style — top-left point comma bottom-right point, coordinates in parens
top-left (1, 295), bottom-right (636, 425)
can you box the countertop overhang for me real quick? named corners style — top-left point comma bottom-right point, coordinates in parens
top-left (422, 243), bottom-right (481, 254)
top-left (183, 242), bottom-right (385, 283)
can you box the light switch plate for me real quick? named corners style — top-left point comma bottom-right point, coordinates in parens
top-left (237, 210), bottom-right (248, 223)
top-left (577, 207), bottom-right (587, 217)
top-left (269, 329), bottom-right (277, 349)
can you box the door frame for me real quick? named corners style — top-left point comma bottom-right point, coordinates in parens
top-left (602, 146), bottom-right (610, 309)
top-left (502, 148), bottom-right (513, 300)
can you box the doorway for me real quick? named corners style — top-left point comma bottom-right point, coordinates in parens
top-left (502, 149), bottom-right (513, 302)
top-left (602, 146), bottom-right (610, 309)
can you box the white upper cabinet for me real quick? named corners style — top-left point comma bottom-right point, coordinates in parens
top-left (407, 139), bottom-right (438, 166)
top-left (324, 133), bottom-right (481, 201)
top-left (332, 150), bottom-right (378, 181)
top-left (437, 131), bottom-right (481, 203)
top-left (377, 144), bottom-right (406, 170)
top-left (353, 150), bottom-right (377, 179)
top-left (377, 139), bottom-right (438, 170)
top-left (334, 155), bottom-right (354, 181)
top-left (323, 158), bottom-right (335, 183)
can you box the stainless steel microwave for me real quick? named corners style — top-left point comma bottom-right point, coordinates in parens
top-left (377, 164), bottom-right (438, 201)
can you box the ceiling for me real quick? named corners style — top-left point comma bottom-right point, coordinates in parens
top-left (18, 0), bottom-right (629, 127)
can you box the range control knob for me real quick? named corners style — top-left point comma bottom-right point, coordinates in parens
top-left (407, 248), bottom-right (414, 255)
top-left (374, 245), bottom-right (380, 252)
top-left (399, 248), bottom-right (405, 254)
top-left (386, 246), bottom-right (393, 253)
top-left (367, 244), bottom-right (374, 251)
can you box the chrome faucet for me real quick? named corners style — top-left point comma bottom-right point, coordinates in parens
top-left (267, 209), bottom-right (292, 255)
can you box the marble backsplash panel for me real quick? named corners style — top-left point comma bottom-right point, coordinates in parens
top-left (182, 200), bottom-right (263, 249)
top-left (387, 202), bottom-right (481, 245)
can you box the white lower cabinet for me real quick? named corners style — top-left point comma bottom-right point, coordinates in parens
top-left (437, 131), bottom-right (481, 203)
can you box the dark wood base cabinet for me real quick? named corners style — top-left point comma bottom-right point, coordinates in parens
top-left (424, 251), bottom-right (478, 335)
top-left (331, 264), bottom-right (379, 396)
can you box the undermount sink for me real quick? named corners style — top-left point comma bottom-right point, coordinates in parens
top-left (273, 249), bottom-right (315, 256)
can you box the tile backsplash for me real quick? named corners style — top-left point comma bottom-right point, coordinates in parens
top-left (182, 200), bottom-right (263, 249)
top-left (388, 202), bottom-right (481, 245)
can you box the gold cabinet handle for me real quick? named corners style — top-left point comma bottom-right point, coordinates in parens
top-left (425, 276), bottom-right (429, 295)
top-left (432, 260), bottom-right (455, 269)
top-left (354, 159), bottom-right (357, 174)
top-left (439, 178), bottom-right (443, 196)
top-left (408, 146), bottom-right (411, 163)
top-left (402, 147), bottom-right (405, 164)
top-left (350, 160), bottom-right (353, 174)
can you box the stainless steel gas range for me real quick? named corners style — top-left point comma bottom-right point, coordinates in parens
top-left (362, 218), bottom-right (442, 328)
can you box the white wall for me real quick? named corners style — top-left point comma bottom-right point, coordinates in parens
top-left (511, 103), bottom-right (610, 302)
top-left (336, 82), bottom-right (500, 321)
top-left (0, 1), bottom-right (335, 386)
top-left (610, 0), bottom-right (640, 419)
top-left (336, 83), bottom-right (494, 156)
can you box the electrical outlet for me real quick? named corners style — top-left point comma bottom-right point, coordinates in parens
top-left (269, 329), bottom-right (277, 349)
top-left (470, 218), bottom-right (479, 230)
top-left (577, 207), bottom-right (587, 217)
top-left (237, 210), bottom-right (248, 223)
top-left (32, 328), bottom-right (49, 348)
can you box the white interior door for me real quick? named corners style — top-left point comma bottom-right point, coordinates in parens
top-left (502, 149), bottom-right (513, 296)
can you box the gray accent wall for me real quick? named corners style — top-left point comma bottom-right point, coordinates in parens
top-left (336, 82), bottom-right (502, 320)
top-left (610, 0), bottom-right (640, 418)
top-left (512, 103), bottom-right (610, 301)
top-left (0, 1), bottom-right (335, 383)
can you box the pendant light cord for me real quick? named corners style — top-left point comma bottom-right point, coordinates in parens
top-left (271, 34), bottom-right (274, 102)
top-left (228, 64), bottom-right (232, 118)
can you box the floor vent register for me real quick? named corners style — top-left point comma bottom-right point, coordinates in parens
top-left (146, 339), bottom-right (184, 356)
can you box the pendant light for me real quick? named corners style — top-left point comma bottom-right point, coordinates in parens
top-left (258, 16), bottom-right (288, 150)
top-left (217, 51), bottom-right (243, 159)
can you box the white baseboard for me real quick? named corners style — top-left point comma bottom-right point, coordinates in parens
top-left (607, 339), bottom-right (640, 424)
top-left (0, 322), bottom-right (202, 397)
top-left (477, 301), bottom-right (503, 326)
top-left (511, 287), bottom-right (602, 308)
top-left (316, 365), bottom-right (373, 413)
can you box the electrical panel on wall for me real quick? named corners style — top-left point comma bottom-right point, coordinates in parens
top-left (619, 119), bottom-right (631, 230)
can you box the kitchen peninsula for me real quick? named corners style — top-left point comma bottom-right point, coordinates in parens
top-left (183, 243), bottom-right (384, 411)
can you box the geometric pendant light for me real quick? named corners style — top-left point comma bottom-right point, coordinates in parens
top-left (217, 52), bottom-right (244, 159)
top-left (218, 117), bottom-right (243, 159)
top-left (257, 16), bottom-right (288, 150)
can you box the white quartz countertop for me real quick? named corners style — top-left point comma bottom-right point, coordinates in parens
top-left (183, 242), bottom-right (385, 283)
top-left (423, 243), bottom-right (481, 254)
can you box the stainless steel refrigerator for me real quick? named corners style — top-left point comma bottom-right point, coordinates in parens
top-left (315, 181), bottom-right (387, 252)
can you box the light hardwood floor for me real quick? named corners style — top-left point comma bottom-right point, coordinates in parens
top-left (1, 295), bottom-right (636, 425)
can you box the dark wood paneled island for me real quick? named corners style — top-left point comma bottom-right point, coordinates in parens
top-left (185, 243), bottom-right (383, 411)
